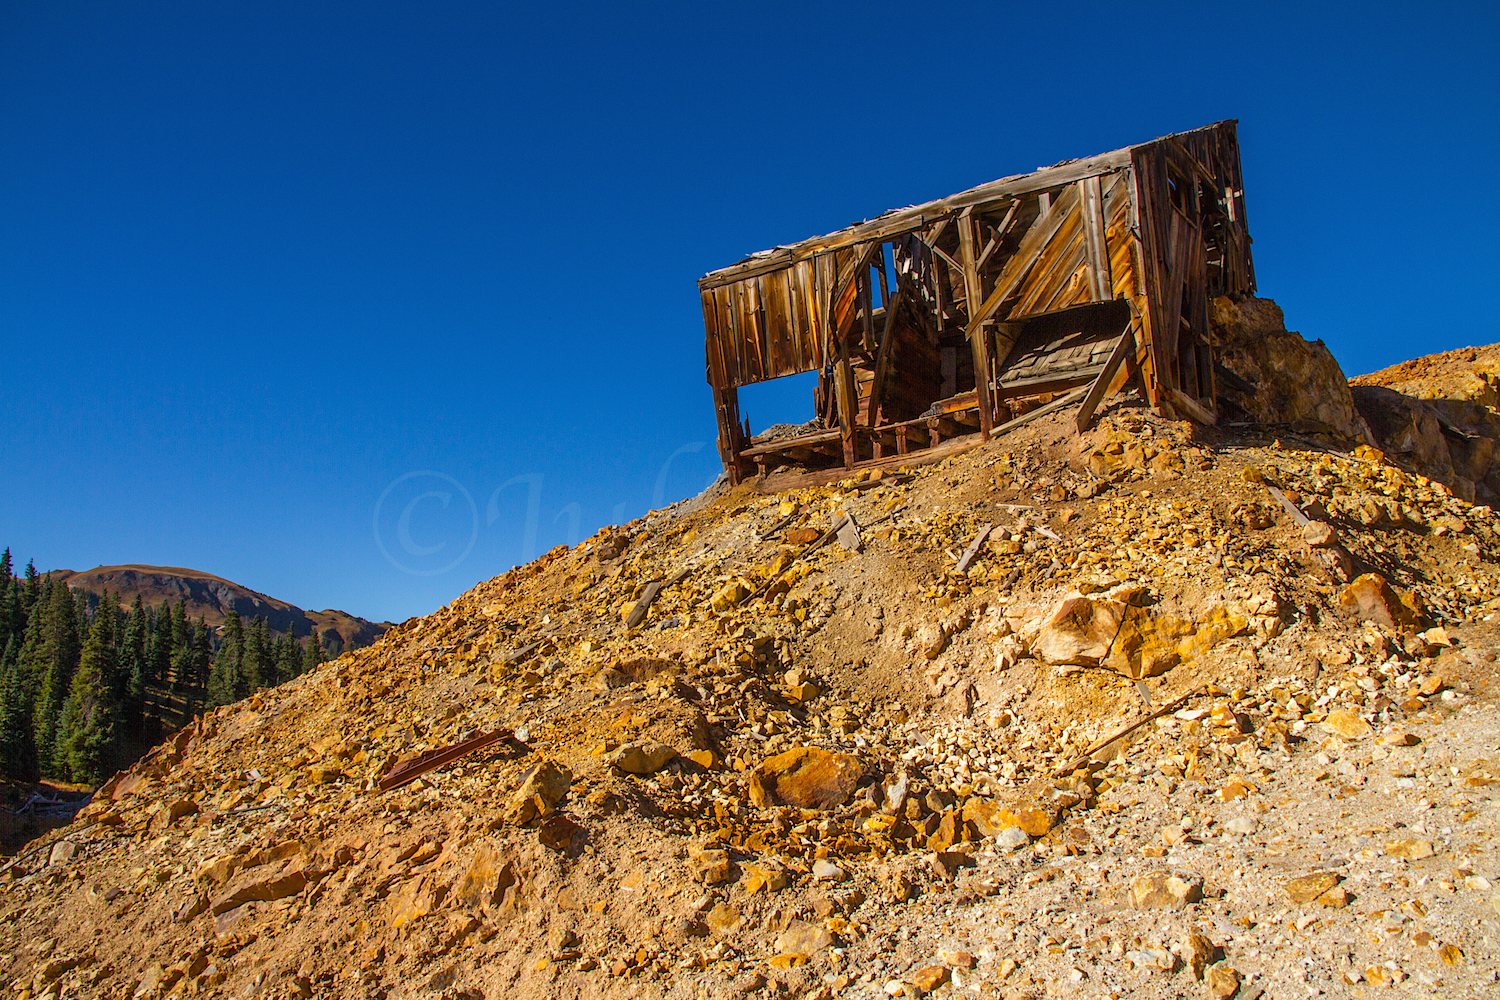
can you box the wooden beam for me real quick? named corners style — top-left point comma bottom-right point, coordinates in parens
top-left (955, 524), bottom-right (994, 574)
top-left (865, 285), bottom-right (903, 429)
top-left (1166, 387), bottom-right (1217, 426)
top-left (697, 149), bottom-right (1147, 289)
top-left (962, 185), bottom-right (1080, 341)
top-left (1074, 326), bottom-right (1136, 433)
top-left (1080, 175), bottom-right (1111, 301)
top-left (957, 210), bottom-right (995, 439)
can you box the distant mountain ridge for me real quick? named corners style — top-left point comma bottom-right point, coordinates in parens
top-left (44, 564), bottom-right (389, 656)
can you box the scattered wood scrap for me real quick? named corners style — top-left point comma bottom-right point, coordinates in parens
top-left (379, 728), bottom-right (512, 791)
top-left (1053, 689), bottom-right (1198, 776)
top-left (625, 566), bottom-right (693, 629)
top-left (954, 523), bottom-right (994, 573)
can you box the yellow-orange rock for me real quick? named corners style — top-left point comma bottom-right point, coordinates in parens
top-left (748, 748), bottom-right (863, 811)
top-left (210, 862), bottom-right (311, 915)
top-left (1340, 573), bottom-right (1425, 629)
top-left (454, 843), bottom-right (517, 909)
top-left (1032, 597), bottom-right (1127, 666)
top-left (1105, 608), bottom-right (1192, 678)
top-left (503, 760), bottom-right (572, 825)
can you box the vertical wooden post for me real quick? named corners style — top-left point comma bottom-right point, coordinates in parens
top-left (957, 209), bottom-right (995, 439)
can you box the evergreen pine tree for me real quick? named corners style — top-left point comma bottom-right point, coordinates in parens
top-left (121, 595), bottom-right (148, 714)
top-left (278, 629), bottom-right (301, 681)
top-left (149, 601), bottom-right (173, 685)
top-left (186, 617), bottom-right (211, 717)
top-left (0, 548), bottom-right (11, 583)
top-left (22, 560), bottom-right (39, 611)
top-left (303, 629), bottom-right (324, 674)
top-left (59, 596), bottom-right (120, 784)
top-left (31, 582), bottom-right (82, 779)
top-left (242, 616), bottom-right (269, 691)
top-left (0, 637), bottom-right (39, 781)
top-left (206, 610), bottom-right (244, 708)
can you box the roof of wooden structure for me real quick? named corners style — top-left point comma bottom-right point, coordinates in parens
top-left (700, 122), bottom-right (1233, 293)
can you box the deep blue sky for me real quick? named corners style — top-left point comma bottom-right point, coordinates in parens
top-left (2, 2), bottom-right (1496, 622)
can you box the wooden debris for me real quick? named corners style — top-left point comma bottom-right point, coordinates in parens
top-left (497, 641), bottom-right (544, 667)
top-left (1053, 690), bottom-right (1198, 776)
top-left (625, 566), bottom-right (692, 629)
top-left (625, 581), bottom-right (662, 629)
top-left (835, 516), bottom-right (862, 552)
top-left (379, 729), bottom-right (512, 792)
top-left (954, 524), bottom-right (994, 574)
top-left (1075, 326), bottom-right (1136, 432)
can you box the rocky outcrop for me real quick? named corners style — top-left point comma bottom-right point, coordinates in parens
top-left (1211, 296), bottom-right (1370, 442)
top-left (1351, 345), bottom-right (1500, 504)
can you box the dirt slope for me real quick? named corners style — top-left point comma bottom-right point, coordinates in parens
top-left (5, 338), bottom-right (1500, 1000)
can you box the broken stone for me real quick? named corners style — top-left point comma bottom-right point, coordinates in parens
top-left (690, 849), bottom-right (732, 885)
top-left (537, 814), bottom-right (581, 852)
top-left (742, 861), bottom-right (788, 895)
top-left (1179, 931), bottom-right (1215, 980)
top-left (1318, 886), bottom-right (1351, 908)
top-left (748, 747), bottom-right (862, 810)
top-left (47, 841), bottom-right (76, 867)
top-left (1340, 573), bottom-right (1425, 629)
top-left (149, 799), bottom-right (199, 834)
top-left (1129, 870), bottom-right (1203, 909)
top-left (776, 920), bottom-right (832, 957)
top-left (210, 863), bottom-right (311, 915)
top-left (503, 760), bottom-right (573, 825)
top-left (1204, 962), bottom-right (1241, 998)
top-left (811, 859), bottom-right (844, 882)
top-left (705, 902), bottom-right (741, 935)
top-left (454, 844), bottom-right (517, 910)
top-left (930, 850), bottom-right (973, 881)
top-left (1302, 520), bottom-right (1337, 547)
top-left (1031, 596), bottom-right (1127, 666)
top-left (911, 965), bottom-right (950, 992)
top-left (1320, 709), bottom-right (1372, 740)
top-left (608, 741), bottom-right (677, 775)
top-left (1385, 837), bottom-right (1435, 860)
top-left (1284, 872), bottom-right (1340, 904)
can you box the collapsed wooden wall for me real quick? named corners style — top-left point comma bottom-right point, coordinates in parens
top-left (700, 121), bottom-right (1255, 483)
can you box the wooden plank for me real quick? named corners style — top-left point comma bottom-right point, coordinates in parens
top-left (697, 147), bottom-right (1148, 288)
top-left (625, 580), bottom-right (663, 629)
top-left (957, 210), bottom-right (996, 438)
top-left (1051, 690), bottom-right (1198, 775)
top-left (991, 386), bottom-right (1089, 434)
top-left (955, 523), bottom-right (994, 574)
top-left (1166, 387), bottom-right (1217, 425)
top-left (865, 284), bottom-right (903, 428)
top-left (962, 184), bottom-right (1081, 339)
top-left (755, 433), bottom-right (985, 492)
top-left (1080, 175), bottom-right (1111, 300)
top-left (1074, 327), bottom-right (1136, 433)
top-left (739, 428), bottom-right (841, 458)
top-left (380, 729), bottom-right (512, 791)
top-left (994, 368), bottom-right (1103, 399)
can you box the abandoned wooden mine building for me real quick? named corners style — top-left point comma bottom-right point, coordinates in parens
top-left (698, 120), bottom-right (1255, 484)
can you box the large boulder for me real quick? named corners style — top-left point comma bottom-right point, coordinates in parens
top-left (1211, 296), bottom-right (1368, 441)
top-left (748, 748), bottom-right (863, 811)
top-left (1030, 596), bottom-right (1127, 666)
